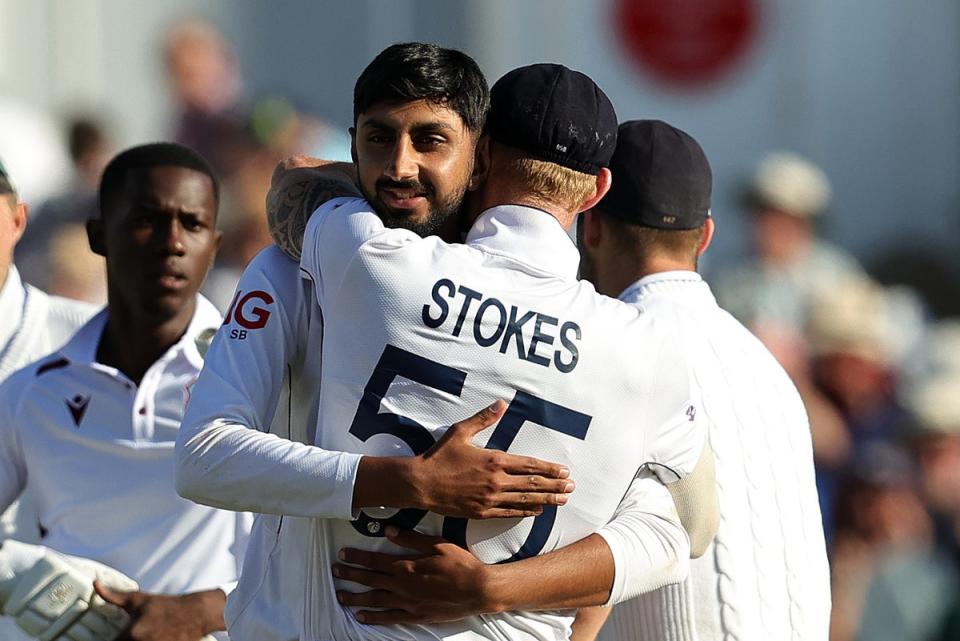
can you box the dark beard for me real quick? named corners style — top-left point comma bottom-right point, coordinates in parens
top-left (361, 178), bottom-right (468, 238)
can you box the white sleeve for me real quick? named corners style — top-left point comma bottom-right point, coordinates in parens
top-left (299, 196), bottom-right (395, 305)
top-left (641, 333), bottom-right (708, 483)
top-left (176, 247), bottom-right (361, 519)
top-left (0, 378), bottom-right (27, 515)
top-left (593, 328), bottom-right (719, 605)
top-left (637, 329), bottom-right (718, 558)
top-left (595, 475), bottom-right (691, 605)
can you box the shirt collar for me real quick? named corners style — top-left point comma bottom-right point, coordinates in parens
top-left (59, 294), bottom-right (221, 369)
top-left (618, 270), bottom-right (715, 306)
top-left (465, 205), bottom-right (580, 279)
top-left (0, 265), bottom-right (26, 352)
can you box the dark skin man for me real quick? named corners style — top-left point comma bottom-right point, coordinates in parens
top-left (82, 157), bottom-right (226, 641)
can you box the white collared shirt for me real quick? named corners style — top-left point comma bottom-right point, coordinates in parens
top-left (0, 295), bottom-right (251, 595)
top-left (597, 271), bottom-right (830, 641)
top-left (296, 198), bottom-right (705, 641)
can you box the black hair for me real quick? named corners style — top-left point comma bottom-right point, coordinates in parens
top-left (98, 142), bottom-right (219, 218)
top-left (353, 42), bottom-right (489, 133)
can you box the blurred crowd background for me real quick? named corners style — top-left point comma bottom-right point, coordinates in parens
top-left (1, 1), bottom-right (958, 640)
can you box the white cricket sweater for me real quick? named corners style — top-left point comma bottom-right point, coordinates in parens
top-left (597, 271), bottom-right (830, 641)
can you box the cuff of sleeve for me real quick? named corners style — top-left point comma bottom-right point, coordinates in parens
top-left (332, 452), bottom-right (363, 521)
top-left (216, 580), bottom-right (238, 597)
top-left (594, 518), bottom-right (690, 606)
top-left (594, 527), bottom-right (627, 607)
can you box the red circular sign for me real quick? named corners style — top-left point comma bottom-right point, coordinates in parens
top-left (614, 0), bottom-right (759, 87)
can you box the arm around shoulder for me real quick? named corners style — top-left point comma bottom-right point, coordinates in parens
top-left (265, 157), bottom-right (360, 261)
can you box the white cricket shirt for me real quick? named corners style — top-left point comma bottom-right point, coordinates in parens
top-left (597, 272), bottom-right (830, 641)
top-left (178, 246), bottom-right (359, 641)
top-left (299, 198), bottom-right (706, 641)
top-left (0, 295), bottom-right (250, 596)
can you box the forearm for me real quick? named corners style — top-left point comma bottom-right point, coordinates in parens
top-left (176, 418), bottom-right (361, 519)
top-left (483, 534), bottom-right (615, 611)
top-left (486, 479), bottom-right (689, 611)
top-left (266, 159), bottom-right (360, 260)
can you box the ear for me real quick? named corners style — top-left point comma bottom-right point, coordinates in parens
top-left (580, 208), bottom-right (605, 251)
top-left (86, 218), bottom-right (107, 257)
top-left (11, 202), bottom-right (28, 244)
top-left (468, 135), bottom-right (491, 192)
top-left (349, 127), bottom-right (358, 166)
top-left (578, 168), bottom-right (612, 213)
top-left (698, 217), bottom-right (715, 256)
top-left (208, 229), bottom-right (224, 271)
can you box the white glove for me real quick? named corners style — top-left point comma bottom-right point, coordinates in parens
top-left (0, 540), bottom-right (137, 641)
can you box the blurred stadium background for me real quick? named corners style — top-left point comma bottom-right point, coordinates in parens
top-left (2, 1), bottom-right (959, 639)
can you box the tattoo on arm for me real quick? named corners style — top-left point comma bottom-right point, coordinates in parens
top-left (266, 172), bottom-right (360, 261)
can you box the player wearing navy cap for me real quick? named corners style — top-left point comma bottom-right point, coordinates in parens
top-left (263, 65), bottom-right (717, 641)
top-left (572, 120), bottom-right (830, 641)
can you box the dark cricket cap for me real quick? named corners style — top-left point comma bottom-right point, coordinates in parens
top-left (487, 63), bottom-right (618, 175)
top-left (598, 120), bottom-right (712, 230)
top-left (0, 157), bottom-right (15, 195)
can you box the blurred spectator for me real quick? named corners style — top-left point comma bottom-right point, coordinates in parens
top-left (900, 346), bottom-right (960, 640)
top-left (834, 369), bottom-right (960, 641)
top-left (809, 278), bottom-right (907, 447)
top-left (165, 17), bottom-right (251, 179)
top-left (906, 372), bottom-right (960, 567)
top-left (807, 277), bottom-right (910, 542)
top-left (828, 442), bottom-right (942, 641)
top-left (15, 116), bottom-right (111, 291)
top-left (714, 151), bottom-right (866, 361)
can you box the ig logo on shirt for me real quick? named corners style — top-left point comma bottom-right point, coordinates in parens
top-left (223, 290), bottom-right (274, 339)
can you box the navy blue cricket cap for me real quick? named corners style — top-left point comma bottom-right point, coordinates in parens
top-left (0, 156), bottom-right (15, 195)
top-left (598, 120), bottom-right (712, 230)
top-left (487, 63), bottom-right (618, 175)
